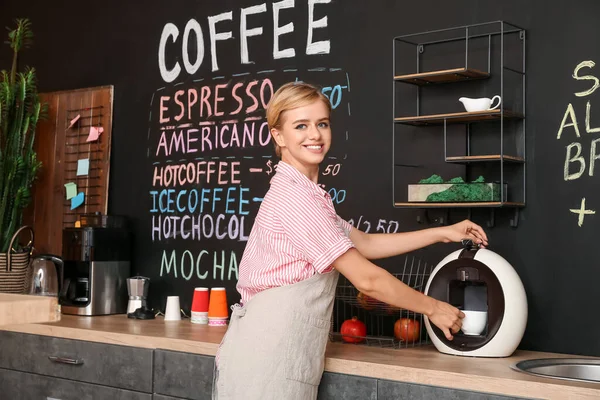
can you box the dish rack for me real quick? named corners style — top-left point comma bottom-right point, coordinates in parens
top-left (330, 255), bottom-right (434, 349)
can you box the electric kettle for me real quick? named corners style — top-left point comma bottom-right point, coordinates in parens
top-left (28, 254), bottom-right (64, 297)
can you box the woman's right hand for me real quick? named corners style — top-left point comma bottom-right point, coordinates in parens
top-left (428, 299), bottom-right (465, 340)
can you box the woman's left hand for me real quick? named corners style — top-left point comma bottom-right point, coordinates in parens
top-left (440, 219), bottom-right (488, 247)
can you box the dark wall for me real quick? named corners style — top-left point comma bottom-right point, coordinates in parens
top-left (1, 0), bottom-right (599, 357)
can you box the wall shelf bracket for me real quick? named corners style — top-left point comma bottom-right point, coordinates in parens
top-left (416, 209), bottom-right (449, 226)
top-left (510, 207), bottom-right (520, 228)
top-left (486, 208), bottom-right (495, 228)
top-left (416, 209), bottom-right (429, 224)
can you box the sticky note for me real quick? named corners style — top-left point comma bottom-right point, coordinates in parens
top-left (68, 114), bottom-right (81, 128)
top-left (86, 126), bottom-right (104, 142)
top-left (70, 192), bottom-right (85, 210)
top-left (77, 159), bottom-right (89, 176)
top-left (64, 182), bottom-right (77, 200)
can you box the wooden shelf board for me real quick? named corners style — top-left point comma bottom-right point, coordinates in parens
top-left (394, 109), bottom-right (524, 126)
top-left (446, 155), bottom-right (525, 163)
top-left (395, 202), bottom-right (525, 208)
top-left (394, 68), bottom-right (490, 85)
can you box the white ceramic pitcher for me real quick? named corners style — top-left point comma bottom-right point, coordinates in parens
top-left (459, 95), bottom-right (501, 112)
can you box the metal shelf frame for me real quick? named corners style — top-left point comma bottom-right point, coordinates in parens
top-left (392, 21), bottom-right (527, 227)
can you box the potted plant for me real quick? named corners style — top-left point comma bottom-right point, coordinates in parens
top-left (0, 18), bottom-right (45, 293)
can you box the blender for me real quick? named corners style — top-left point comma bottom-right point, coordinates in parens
top-left (126, 276), bottom-right (153, 319)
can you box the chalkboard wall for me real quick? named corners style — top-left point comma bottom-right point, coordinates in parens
top-left (2, 0), bottom-right (599, 357)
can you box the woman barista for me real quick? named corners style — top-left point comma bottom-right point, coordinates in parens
top-left (213, 82), bottom-right (488, 400)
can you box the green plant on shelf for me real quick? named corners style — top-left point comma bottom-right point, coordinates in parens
top-left (416, 174), bottom-right (499, 202)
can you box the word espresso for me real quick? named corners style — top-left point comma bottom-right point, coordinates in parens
top-left (158, 79), bottom-right (273, 122)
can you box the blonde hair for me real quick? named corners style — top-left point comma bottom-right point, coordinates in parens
top-left (266, 82), bottom-right (332, 157)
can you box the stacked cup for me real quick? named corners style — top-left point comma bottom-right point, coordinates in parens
top-left (164, 296), bottom-right (181, 321)
top-left (191, 287), bottom-right (209, 324)
top-left (208, 287), bottom-right (229, 326)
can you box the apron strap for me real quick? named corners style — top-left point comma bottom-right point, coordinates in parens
top-left (231, 303), bottom-right (246, 317)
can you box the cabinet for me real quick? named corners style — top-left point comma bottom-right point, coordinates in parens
top-left (317, 373), bottom-right (531, 400)
top-left (0, 331), bottom-right (535, 399)
top-left (393, 21), bottom-right (526, 227)
top-left (317, 372), bottom-right (377, 400)
top-left (0, 368), bottom-right (151, 400)
top-left (377, 378), bottom-right (529, 400)
top-left (0, 331), bottom-right (153, 392)
top-left (153, 349), bottom-right (214, 400)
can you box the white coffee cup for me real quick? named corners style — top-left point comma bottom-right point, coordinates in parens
top-left (164, 296), bottom-right (181, 321)
top-left (461, 310), bottom-right (487, 336)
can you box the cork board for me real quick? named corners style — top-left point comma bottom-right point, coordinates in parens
top-left (27, 86), bottom-right (113, 255)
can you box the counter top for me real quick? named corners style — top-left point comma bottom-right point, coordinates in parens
top-left (1, 314), bottom-right (599, 399)
top-left (0, 293), bottom-right (59, 326)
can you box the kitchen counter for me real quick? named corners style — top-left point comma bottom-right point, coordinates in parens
top-left (0, 293), bottom-right (59, 326)
top-left (1, 314), bottom-right (599, 399)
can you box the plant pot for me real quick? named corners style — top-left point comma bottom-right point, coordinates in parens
top-left (0, 226), bottom-right (34, 294)
top-left (408, 183), bottom-right (508, 202)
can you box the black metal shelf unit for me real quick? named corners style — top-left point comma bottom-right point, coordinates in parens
top-left (392, 21), bottom-right (526, 227)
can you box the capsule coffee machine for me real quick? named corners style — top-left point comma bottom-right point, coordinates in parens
top-left (59, 214), bottom-right (131, 316)
top-left (423, 239), bottom-right (528, 357)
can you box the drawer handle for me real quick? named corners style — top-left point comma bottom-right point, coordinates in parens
top-left (48, 356), bottom-right (84, 365)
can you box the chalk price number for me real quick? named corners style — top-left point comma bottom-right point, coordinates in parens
top-left (322, 163), bottom-right (341, 176)
top-left (321, 84), bottom-right (348, 110)
top-left (327, 188), bottom-right (346, 204)
top-left (265, 160), bottom-right (278, 175)
top-left (348, 216), bottom-right (400, 234)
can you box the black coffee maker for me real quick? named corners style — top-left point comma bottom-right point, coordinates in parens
top-left (59, 213), bottom-right (131, 316)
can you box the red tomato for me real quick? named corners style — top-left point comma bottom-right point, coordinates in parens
top-left (340, 316), bottom-right (367, 343)
top-left (394, 318), bottom-right (420, 343)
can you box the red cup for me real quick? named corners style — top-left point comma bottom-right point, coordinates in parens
top-left (191, 287), bottom-right (209, 324)
top-left (192, 287), bottom-right (209, 312)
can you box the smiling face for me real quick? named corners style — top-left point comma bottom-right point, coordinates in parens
top-left (270, 99), bottom-right (331, 181)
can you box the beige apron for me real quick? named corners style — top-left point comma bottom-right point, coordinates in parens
top-left (213, 269), bottom-right (340, 400)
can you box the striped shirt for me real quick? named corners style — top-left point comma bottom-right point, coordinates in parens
top-left (236, 160), bottom-right (355, 305)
